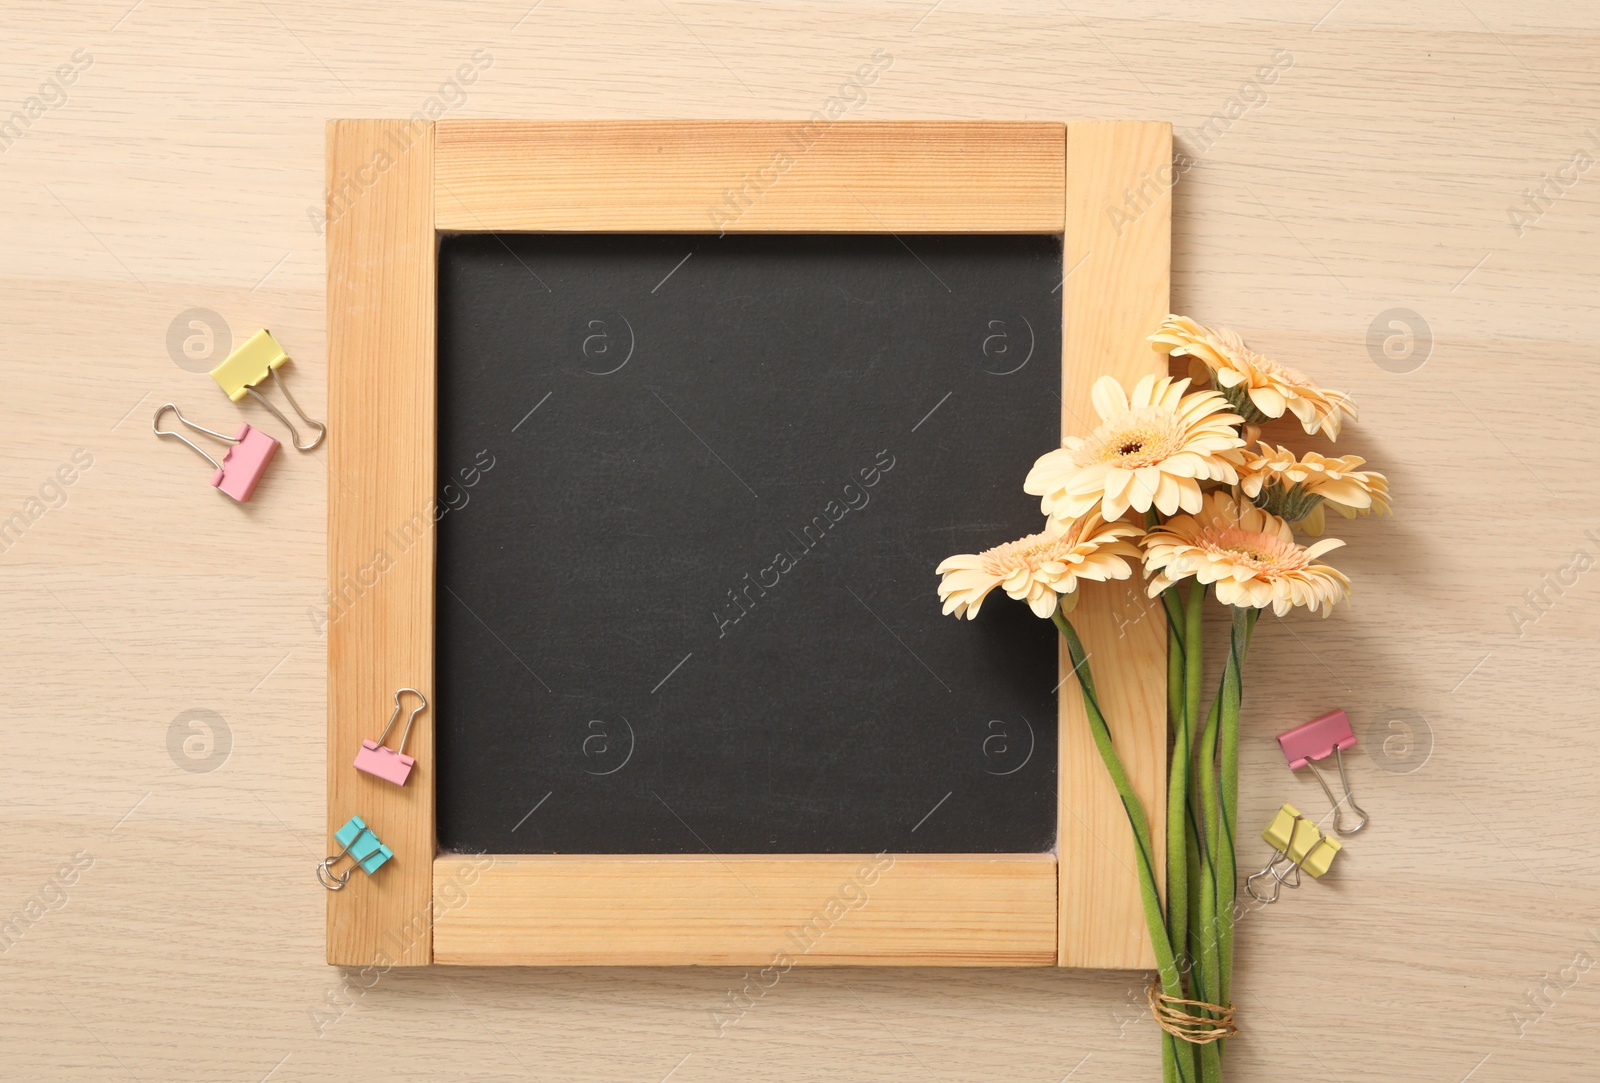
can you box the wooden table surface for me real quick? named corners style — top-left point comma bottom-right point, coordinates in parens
top-left (3, 2), bottom-right (1596, 1080)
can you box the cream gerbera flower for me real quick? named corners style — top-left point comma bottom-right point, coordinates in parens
top-left (1150, 315), bottom-right (1357, 440)
top-left (1238, 443), bottom-right (1391, 536)
top-left (937, 514), bottom-right (1143, 620)
top-left (1024, 373), bottom-right (1244, 524)
top-left (1140, 491), bottom-right (1350, 616)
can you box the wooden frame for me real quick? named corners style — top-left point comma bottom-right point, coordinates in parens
top-left (327, 119), bottom-right (1170, 968)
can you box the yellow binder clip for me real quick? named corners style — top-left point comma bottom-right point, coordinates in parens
top-left (1244, 803), bottom-right (1342, 904)
top-left (210, 329), bottom-right (325, 450)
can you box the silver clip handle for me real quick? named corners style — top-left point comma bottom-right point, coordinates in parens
top-left (244, 367), bottom-right (325, 451)
top-left (316, 833), bottom-right (361, 891)
top-left (374, 688), bottom-right (427, 756)
top-left (1305, 746), bottom-right (1369, 835)
top-left (153, 403), bottom-right (239, 472)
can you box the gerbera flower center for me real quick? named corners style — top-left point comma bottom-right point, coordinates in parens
top-left (1201, 527), bottom-right (1307, 576)
top-left (1253, 354), bottom-right (1313, 388)
top-left (981, 532), bottom-right (1065, 575)
top-left (1077, 407), bottom-right (1187, 470)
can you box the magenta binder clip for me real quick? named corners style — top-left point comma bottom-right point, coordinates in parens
top-left (153, 404), bottom-right (279, 503)
top-left (353, 688), bottom-right (426, 786)
top-left (1276, 709), bottom-right (1369, 836)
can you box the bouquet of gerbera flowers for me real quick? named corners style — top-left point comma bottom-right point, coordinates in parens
top-left (937, 316), bottom-right (1389, 1083)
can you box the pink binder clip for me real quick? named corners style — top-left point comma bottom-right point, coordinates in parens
top-left (153, 403), bottom-right (279, 503)
top-left (353, 688), bottom-right (427, 786)
top-left (1276, 709), bottom-right (1369, 836)
top-left (211, 425), bottom-right (278, 501)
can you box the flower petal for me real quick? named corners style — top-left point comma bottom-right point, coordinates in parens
top-left (1090, 375), bottom-right (1129, 421)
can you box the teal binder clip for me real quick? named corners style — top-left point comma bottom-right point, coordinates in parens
top-left (316, 815), bottom-right (393, 890)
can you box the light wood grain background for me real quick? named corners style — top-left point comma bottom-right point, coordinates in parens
top-left (3, 2), bottom-right (1597, 1080)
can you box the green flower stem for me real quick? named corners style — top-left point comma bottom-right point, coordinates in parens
top-left (1195, 692), bottom-right (1222, 884)
top-left (1052, 609), bottom-right (1192, 1083)
top-left (1163, 613), bottom-right (1190, 1083)
top-left (1192, 688), bottom-right (1224, 1083)
top-left (1163, 594), bottom-right (1189, 968)
top-left (1164, 1024), bottom-right (1187, 1083)
top-left (1183, 581), bottom-right (1205, 766)
top-left (1177, 579), bottom-right (1203, 934)
top-left (1216, 606), bottom-right (1259, 1016)
top-left (1188, 695), bottom-right (1219, 977)
top-left (1185, 794), bottom-right (1204, 1006)
top-left (1166, 618), bottom-right (1185, 751)
top-left (1181, 579), bottom-right (1211, 1065)
top-left (1160, 585), bottom-right (1186, 637)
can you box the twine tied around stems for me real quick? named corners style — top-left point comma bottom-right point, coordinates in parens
top-left (1146, 982), bottom-right (1237, 1045)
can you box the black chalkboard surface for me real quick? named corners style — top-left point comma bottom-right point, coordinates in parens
top-left (435, 232), bottom-right (1063, 855)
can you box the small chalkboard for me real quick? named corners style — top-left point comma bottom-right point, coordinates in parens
top-left (435, 232), bottom-right (1062, 855)
top-left (327, 119), bottom-right (1171, 968)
